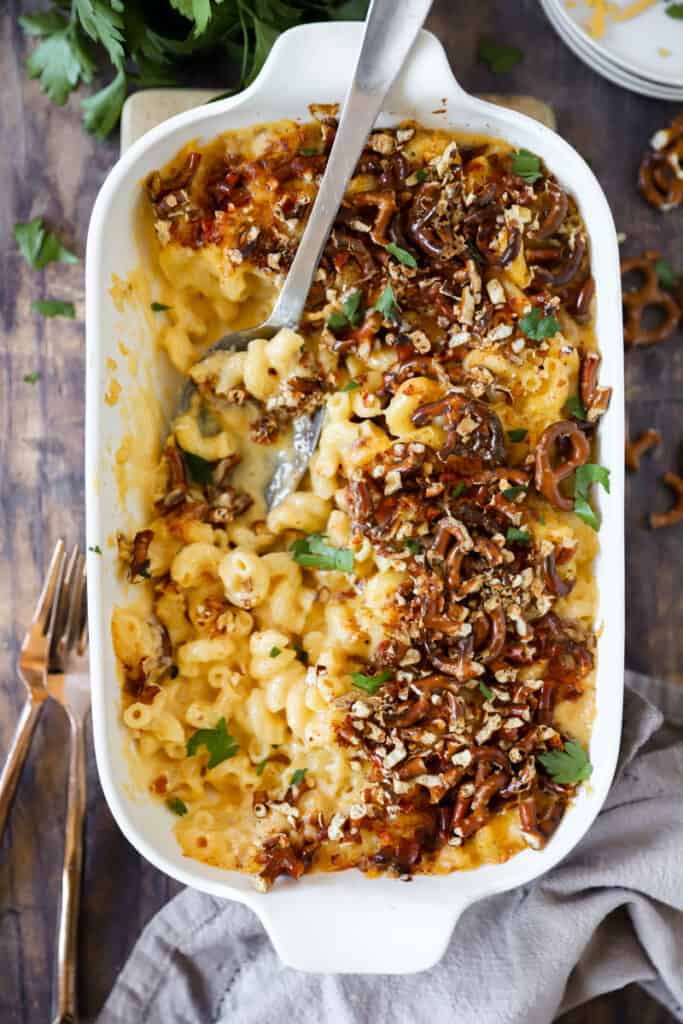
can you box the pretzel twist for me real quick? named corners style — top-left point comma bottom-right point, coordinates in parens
top-left (621, 253), bottom-right (680, 347)
top-left (639, 116), bottom-right (683, 212)
top-left (534, 420), bottom-right (590, 511)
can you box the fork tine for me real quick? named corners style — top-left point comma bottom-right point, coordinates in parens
top-left (64, 553), bottom-right (87, 653)
top-left (31, 539), bottom-right (66, 634)
top-left (47, 546), bottom-right (78, 669)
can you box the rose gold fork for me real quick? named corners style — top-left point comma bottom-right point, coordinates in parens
top-left (0, 539), bottom-right (66, 840)
top-left (46, 546), bottom-right (89, 1024)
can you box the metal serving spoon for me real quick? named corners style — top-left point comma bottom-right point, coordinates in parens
top-left (184, 0), bottom-right (433, 510)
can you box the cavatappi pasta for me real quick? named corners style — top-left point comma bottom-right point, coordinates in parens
top-left (112, 111), bottom-right (611, 888)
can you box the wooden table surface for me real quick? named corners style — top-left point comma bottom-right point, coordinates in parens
top-left (1, 1), bottom-right (681, 1021)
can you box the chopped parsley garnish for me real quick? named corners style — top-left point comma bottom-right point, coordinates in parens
top-left (478, 36), bottom-right (523, 73)
top-left (452, 482), bottom-right (467, 498)
top-left (565, 394), bottom-right (587, 420)
top-left (507, 428), bottom-right (527, 443)
top-left (290, 768), bottom-right (308, 786)
top-left (138, 564), bottom-right (151, 580)
top-left (538, 740), bottom-right (592, 784)
top-left (269, 646), bottom-right (282, 658)
top-left (351, 669), bottom-right (392, 695)
top-left (655, 259), bottom-right (679, 292)
top-left (14, 217), bottom-right (78, 270)
top-left (511, 149), bottom-right (542, 184)
top-left (32, 299), bottom-right (75, 318)
top-left (503, 485), bottom-right (527, 500)
top-left (404, 538), bottom-right (422, 554)
top-left (181, 449), bottom-right (215, 485)
top-left (519, 307), bottom-right (560, 341)
top-left (294, 645), bottom-right (309, 666)
top-left (186, 717), bottom-right (239, 769)
top-left (479, 681), bottom-right (494, 701)
top-left (166, 796), bottom-right (188, 816)
top-left (299, 146), bottom-right (320, 156)
top-left (373, 281), bottom-right (399, 321)
top-left (573, 463), bottom-right (610, 531)
top-left (88, 545), bottom-right (102, 555)
top-left (415, 168), bottom-right (427, 183)
top-left (506, 526), bottom-right (531, 544)
top-left (151, 301), bottom-right (173, 312)
top-left (467, 239), bottom-right (484, 265)
top-left (385, 242), bottom-right (417, 268)
top-left (255, 758), bottom-right (268, 776)
top-left (343, 379), bottom-right (360, 392)
top-left (23, 371), bottom-right (41, 384)
top-left (290, 533), bottom-right (354, 572)
top-left (327, 289), bottom-right (364, 332)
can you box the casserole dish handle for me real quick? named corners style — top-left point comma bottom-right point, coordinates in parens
top-left (258, 900), bottom-right (467, 974)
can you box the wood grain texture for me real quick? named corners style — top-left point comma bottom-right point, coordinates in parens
top-left (0, 1), bottom-right (680, 1021)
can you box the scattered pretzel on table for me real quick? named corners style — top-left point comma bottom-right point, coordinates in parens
top-left (621, 250), bottom-right (681, 347)
top-left (639, 114), bottom-right (683, 212)
top-left (650, 473), bottom-right (683, 530)
top-left (625, 429), bottom-right (661, 472)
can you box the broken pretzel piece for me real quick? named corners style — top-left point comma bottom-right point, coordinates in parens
top-left (650, 473), bottom-right (683, 530)
top-left (621, 251), bottom-right (680, 347)
top-left (625, 429), bottom-right (661, 472)
top-left (638, 115), bottom-right (683, 212)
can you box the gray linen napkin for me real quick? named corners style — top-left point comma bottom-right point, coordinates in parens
top-left (98, 670), bottom-right (683, 1024)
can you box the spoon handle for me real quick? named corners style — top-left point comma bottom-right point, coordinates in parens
top-left (267, 0), bottom-right (433, 331)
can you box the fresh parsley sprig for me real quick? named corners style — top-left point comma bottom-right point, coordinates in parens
top-left (538, 740), bottom-right (592, 784)
top-left (327, 289), bottom-right (364, 333)
top-left (20, 1), bottom-right (370, 139)
top-left (511, 149), bottom-right (542, 184)
top-left (351, 669), bottom-right (392, 695)
top-left (519, 307), bottom-right (560, 341)
top-left (290, 533), bottom-right (354, 573)
top-left (186, 717), bottom-right (239, 768)
top-left (14, 217), bottom-right (78, 271)
top-left (573, 463), bottom-right (610, 531)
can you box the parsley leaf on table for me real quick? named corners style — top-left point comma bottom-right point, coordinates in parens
top-left (32, 300), bottom-right (75, 318)
top-left (478, 37), bottom-right (523, 73)
top-left (290, 533), bottom-right (354, 573)
top-left (19, 1), bottom-right (370, 138)
top-left (538, 740), bottom-right (592, 784)
top-left (351, 669), bottom-right (392, 695)
top-left (665, 3), bottom-right (683, 18)
top-left (23, 371), bottom-right (41, 384)
top-left (186, 717), bottom-right (239, 768)
top-left (519, 307), bottom-right (560, 341)
top-left (14, 217), bottom-right (78, 271)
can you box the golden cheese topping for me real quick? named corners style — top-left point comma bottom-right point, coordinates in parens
top-left (111, 112), bottom-right (610, 888)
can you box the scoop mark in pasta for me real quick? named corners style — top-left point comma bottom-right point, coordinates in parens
top-left (538, 740), bottom-right (592, 784)
top-left (351, 669), bottom-right (392, 695)
top-left (290, 533), bottom-right (354, 573)
top-left (186, 717), bottom-right (239, 769)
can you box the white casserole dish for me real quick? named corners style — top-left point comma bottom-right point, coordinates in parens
top-left (85, 22), bottom-right (624, 974)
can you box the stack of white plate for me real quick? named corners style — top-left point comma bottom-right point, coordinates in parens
top-left (541, 0), bottom-right (683, 99)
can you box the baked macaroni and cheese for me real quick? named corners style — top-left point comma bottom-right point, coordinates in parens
top-left (112, 109), bottom-right (611, 889)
